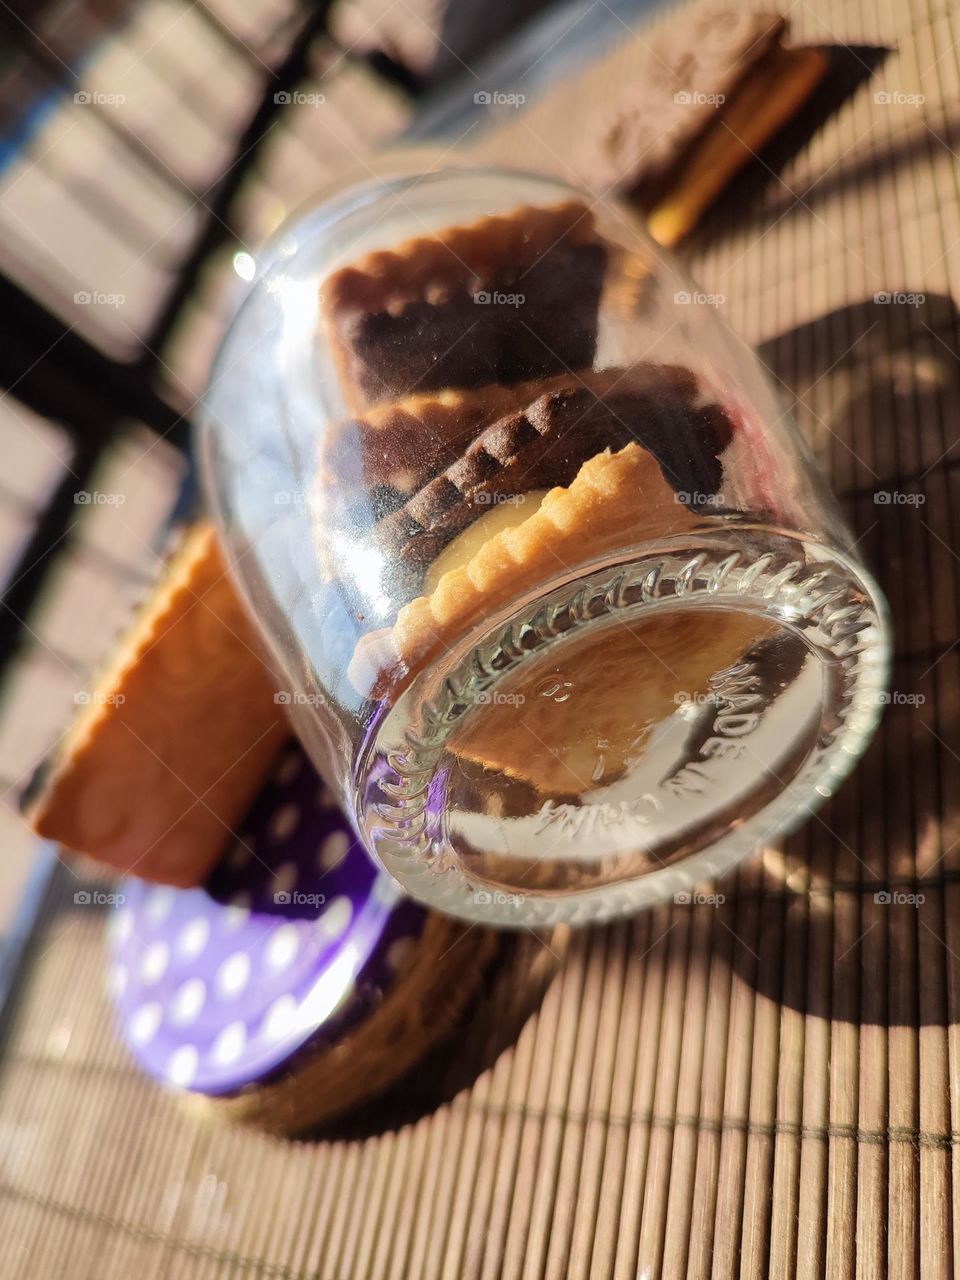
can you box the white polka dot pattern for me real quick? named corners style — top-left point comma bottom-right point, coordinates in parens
top-left (212, 1021), bottom-right (247, 1065)
top-left (320, 897), bottom-right (352, 939)
top-left (267, 924), bottom-right (300, 973)
top-left (272, 862), bottom-right (298, 896)
top-left (171, 979), bottom-right (206, 1027)
top-left (130, 1002), bottom-right (162, 1046)
top-left (263, 994), bottom-right (298, 1041)
top-left (140, 942), bottom-right (169, 985)
top-left (216, 952), bottom-right (251, 1000)
top-left (177, 917), bottom-right (210, 961)
top-left (110, 743), bottom-right (427, 1094)
top-left (318, 830), bottom-right (349, 871)
top-left (270, 803), bottom-right (300, 842)
top-left (146, 887), bottom-right (175, 923)
top-left (168, 1044), bottom-right (199, 1086)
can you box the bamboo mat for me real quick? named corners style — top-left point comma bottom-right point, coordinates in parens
top-left (2, 0), bottom-right (960, 1275)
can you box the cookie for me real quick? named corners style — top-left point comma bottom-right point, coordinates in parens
top-left (647, 44), bottom-right (829, 247)
top-left (372, 366), bottom-right (730, 590)
top-left (26, 524), bottom-right (289, 887)
top-left (585, 10), bottom-right (828, 246)
top-left (348, 442), bottom-right (705, 699)
top-left (321, 201), bottom-right (607, 411)
top-left (451, 608), bottom-right (773, 795)
top-left (110, 743), bottom-right (496, 1134)
top-left (317, 372), bottom-right (595, 505)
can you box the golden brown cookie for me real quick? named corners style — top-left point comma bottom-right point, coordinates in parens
top-left (26, 524), bottom-right (289, 887)
top-left (451, 609), bottom-right (772, 795)
top-left (348, 442), bottom-right (703, 699)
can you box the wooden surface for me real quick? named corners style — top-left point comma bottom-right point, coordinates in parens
top-left (2, 0), bottom-right (959, 1275)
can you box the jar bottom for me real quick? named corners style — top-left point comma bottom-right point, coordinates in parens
top-left (358, 532), bottom-right (889, 927)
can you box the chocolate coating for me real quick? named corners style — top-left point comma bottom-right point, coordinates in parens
top-left (374, 369), bottom-right (734, 587)
top-left (336, 240), bottom-right (607, 404)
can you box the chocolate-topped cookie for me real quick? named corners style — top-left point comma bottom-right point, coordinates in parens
top-left (372, 366), bottom-right (732, 589)
top-left (589, 11), bottom-right (788, 202)
top-left (583, 10), bottom-right (828, 246)
top-left (321, 201), bottom-right (606, 411)
top-left (318, 372), bottom-right (597, 504)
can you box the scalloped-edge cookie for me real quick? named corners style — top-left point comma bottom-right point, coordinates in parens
top-left (317, 371), bottom-right (598, 506)
top-left (321, 200), bottom-right (607, 411)
top-left (348, 442), bottom-right (702, 699)
top-left (372, 365), bottom-right (728, 589)
top-left (25, 524), bottom-right (289, 887)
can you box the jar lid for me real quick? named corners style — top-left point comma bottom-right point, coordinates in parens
top-left (109, 744), bottom-right (426, 1095)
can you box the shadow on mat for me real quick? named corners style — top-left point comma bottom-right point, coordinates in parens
top-left (708, 292), bottom-right (960, 1026)
top-left (682, 43), bottom-right (892, 248)
top-left (756, 291), bottom-right (960, 496)
top-left (211, 287), bottom-right (960, 1141)
top-left (314, 926), bottom-right (569, 1139)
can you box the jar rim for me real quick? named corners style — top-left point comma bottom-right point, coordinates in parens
top-left (357, 530), bottom-right (889, 928)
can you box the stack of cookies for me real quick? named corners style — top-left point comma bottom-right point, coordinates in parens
top-left (311, 195), bottom-right (779, 801)
top-left (313, 200), bottom-right (747, 691)
top-left (26, 4), bottom-right (831, 880)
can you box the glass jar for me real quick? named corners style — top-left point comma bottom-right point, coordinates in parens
top-left (200, 166), bottom-right (889, 928)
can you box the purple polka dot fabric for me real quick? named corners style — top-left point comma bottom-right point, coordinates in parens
top-left (109, 743), bottom-right (426, 1095)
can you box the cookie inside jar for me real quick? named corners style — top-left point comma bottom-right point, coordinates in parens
top-left (312, 194), bottom-right (801, 864)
